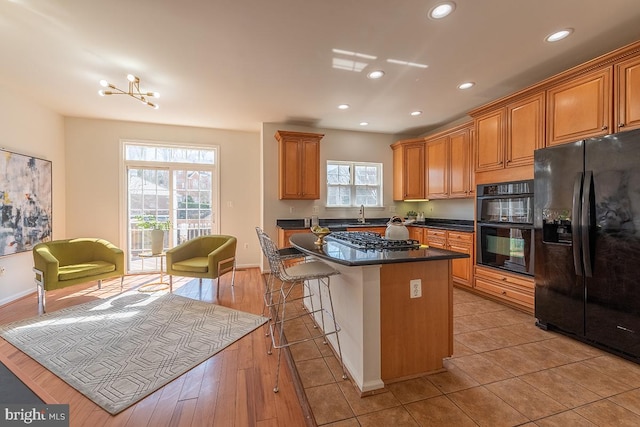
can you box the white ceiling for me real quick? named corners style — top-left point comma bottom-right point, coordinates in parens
top-left (2, 0), bottom-right (640, 136)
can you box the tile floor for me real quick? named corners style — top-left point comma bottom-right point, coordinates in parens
top-left (282, 286), bottom-right (640, 426)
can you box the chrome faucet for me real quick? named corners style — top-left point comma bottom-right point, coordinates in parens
top-left (358, 204), bottom-right (366, 223)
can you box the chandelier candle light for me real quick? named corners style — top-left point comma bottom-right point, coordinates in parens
top-left (99, 74), bottom-right (160, 109)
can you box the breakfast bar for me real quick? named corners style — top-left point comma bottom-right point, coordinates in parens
top-left (289, 232), bottom-right (468, 393)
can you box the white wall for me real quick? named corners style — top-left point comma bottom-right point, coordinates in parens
top-left (64, 118), bottom-right (262, 269)
top-left (423, 199), bottom-right (474, 220)
top-left (0, 86), bottom-right (66, 306)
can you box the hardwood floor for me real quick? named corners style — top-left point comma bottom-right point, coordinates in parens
top-left (0, 269), bottom-right (311, 427)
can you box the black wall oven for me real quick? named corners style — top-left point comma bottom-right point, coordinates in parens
top-left (477, 180), bottom-right (534, 276)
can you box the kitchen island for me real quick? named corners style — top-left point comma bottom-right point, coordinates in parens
top-left (289, 232), bottom-right (468, 393)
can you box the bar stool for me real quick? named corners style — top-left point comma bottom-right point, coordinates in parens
top-left (259, 230), bottom-right (348, 392)
top-left (255, 227), bottom-right (306, 337)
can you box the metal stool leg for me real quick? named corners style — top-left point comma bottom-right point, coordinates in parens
top-left (262, 272), bottom-right (273, 336)
top-left (272, 279), bottom-right (297, 392)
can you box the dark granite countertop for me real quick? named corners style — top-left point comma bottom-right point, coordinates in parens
top-left (289, 233), bottom-right (469, 267)
top-left (277, 218), bottom-right (474, 233)
top-left (408, 218), bottom-right (475, 232)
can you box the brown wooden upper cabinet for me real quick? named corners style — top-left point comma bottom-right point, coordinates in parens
top-left (425, 123), bottom-right (473, 199)
top-left (475, 109), bottom-right (504, 173)
top-left (546, 68), bottom-right (612, 146)
top-left (474, 92), bottom-right (545, 173)
top-left (275, 130), bottom-right (323, 200)
top-left (547, 55), bottom-right (640, 144)
top-left (426, 136), bottom-right (448, 199)
top-left (449, 127), bottom-right (475, 198)
top-left (616, 55), bottom-right (640, 133)
top-left (392, 138), bottom-right (425, 201)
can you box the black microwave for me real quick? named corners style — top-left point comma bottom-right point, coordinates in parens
top-left (477, 180), bottom-right (534, 225)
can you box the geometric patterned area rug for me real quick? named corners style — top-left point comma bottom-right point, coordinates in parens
top-left (0, 291), bottom-right (267, 414)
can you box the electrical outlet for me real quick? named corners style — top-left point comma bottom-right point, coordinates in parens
top-left (289, 207), bottom-right (295, 213)
top-left (389, 205), bottom-right (396, 213)
top-left (0, 266), bottom-right (5, 276)
top-left (244, 243), bottom-right (249, 249)
top-left (312, 206), bottom-right (320, 214)
top-left (410, 279), bottom-right (422, 298)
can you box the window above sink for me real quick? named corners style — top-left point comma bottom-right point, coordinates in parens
top-left (326, 160), bottom-right (383, 208)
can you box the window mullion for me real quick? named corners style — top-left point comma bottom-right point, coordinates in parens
top-left (350, 164), bottom-right (356, 205)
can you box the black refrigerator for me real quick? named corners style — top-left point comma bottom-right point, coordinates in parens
top-left (534, 128), bottom-right (640, 361)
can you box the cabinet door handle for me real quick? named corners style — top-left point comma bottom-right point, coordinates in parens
top-left (619, 123), bottom-right (625, 128)
top-left (501, 291), bottom-right (507, 295)
top-left (601, 125), bottom-right (608, 130)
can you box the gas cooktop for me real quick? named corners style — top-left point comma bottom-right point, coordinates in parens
top-left (326, 231), bottom-right (420, 250)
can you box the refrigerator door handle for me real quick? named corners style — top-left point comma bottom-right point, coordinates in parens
top-left (572, 172), bottom-right (584, 276)
top-left (582, 171), bottom-right (593, 277)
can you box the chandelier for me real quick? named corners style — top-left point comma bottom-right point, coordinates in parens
top-left (98, 74), bottom-right (160, 109)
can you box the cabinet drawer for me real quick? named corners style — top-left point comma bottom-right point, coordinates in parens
top-left (447, 231), bottom-right (473, 242)
top-left (426, 229), bottom-right (447, 239)
top-left (427, 238), bottom-right (447, 249)
top-left (475, 277), bottom-right (534, 307)
top-left (475, 266), bottom-right (533, 291)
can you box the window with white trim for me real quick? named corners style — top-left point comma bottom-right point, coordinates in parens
top-left (123, 141), bottom-right (219, 274)
top-left (326, 161), bottom-right (383, 207)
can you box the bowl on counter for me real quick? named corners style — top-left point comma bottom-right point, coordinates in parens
top-left (310, 226), bottom-right (331, 245)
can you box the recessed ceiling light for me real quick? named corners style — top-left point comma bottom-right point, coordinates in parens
top-left (338, 104), bottom-right (350, 110)
top-left (360, 122), bottom-right (369, 126)
top-left (429, 2), bottom-right (456, 19)
top-left (367, 70), bottom-right (385, 79)
top-left (410, 111), bottom-right (422, 116)
top-left (545, 28), bottom-right (573, 42)
top-left (458, 82), bottom-right (475, 90)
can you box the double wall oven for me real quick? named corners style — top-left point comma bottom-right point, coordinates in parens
top-left (476, 180), bottom-right (534, 276)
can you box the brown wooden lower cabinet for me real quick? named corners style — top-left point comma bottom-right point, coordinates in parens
top-left (473, 265), bottom-right (534, 313)
top-left (380, 259), bottom-right (452, 381)
top-left (423, 228), bottom-right (474, 288)
top-left (346, 226), bottom-right (386, 234)
top-left (277, 228), bottom-right (311, 248)
top-left (408, 226), bottom-right (423, 242)
top-left (448, 232), bottom-right (474, 288)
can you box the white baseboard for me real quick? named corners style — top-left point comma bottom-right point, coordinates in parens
top-left (0, 288), bottom-right (35, 308)
top-left (236, 263), bottom-right (259, 270)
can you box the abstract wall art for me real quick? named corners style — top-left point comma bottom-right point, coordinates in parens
top-left (0, 149), bottom-right (52, 256)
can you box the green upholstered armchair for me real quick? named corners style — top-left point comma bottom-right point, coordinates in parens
top-left (166, 235), bottom-right (237, 299)
top-left (32, 238), bottom-right (125, 313)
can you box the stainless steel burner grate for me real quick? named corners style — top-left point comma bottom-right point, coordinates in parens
top-left (326, 231), bottom-right (420, 250)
